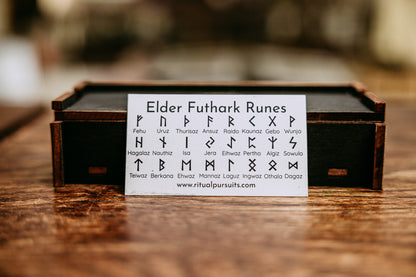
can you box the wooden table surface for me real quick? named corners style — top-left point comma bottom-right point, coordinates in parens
top-left (0, 101), bottom-right (415, 277)
top-left (0, 105), bottom-right (44, 140)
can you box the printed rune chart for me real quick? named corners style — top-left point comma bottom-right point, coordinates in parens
top-left (125, 94), bottom-right (308, 196)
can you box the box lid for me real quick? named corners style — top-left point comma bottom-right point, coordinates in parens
top-left (52, 81), bottom-right (385, 122)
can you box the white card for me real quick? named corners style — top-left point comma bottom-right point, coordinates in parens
top-left (125, 94), bottom-right (308, 196)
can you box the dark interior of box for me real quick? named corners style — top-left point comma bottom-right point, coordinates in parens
top-left (64, 86), bottom-right (373, 113)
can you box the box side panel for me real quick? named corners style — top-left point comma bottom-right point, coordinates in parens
top-left (307, 122), bottom-right (376, 187)
top-left (60, 121), bottom-right (378, 188)
top-left (62, 122), bottom-right (126, 185)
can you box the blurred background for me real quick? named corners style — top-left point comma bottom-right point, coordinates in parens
top-left (0, 0), bottom-right (416, 105)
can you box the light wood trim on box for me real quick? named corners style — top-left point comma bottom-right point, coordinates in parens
top-left (50, 121), bottom-right (64, 187)
top-left (77, 80), bottom-right (361, 89)
top-left (372, 123), bottom-right (386, 190)
top-left (363, 91), bottom-right (386, 114)
top-left (52, 92), bottom-right (78, 111)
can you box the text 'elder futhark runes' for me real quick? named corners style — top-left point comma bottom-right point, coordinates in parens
top-left (125, 94), bottom-right (308, 196)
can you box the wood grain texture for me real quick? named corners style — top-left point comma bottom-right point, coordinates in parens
top-left (0, 102), bottom-right (415, 277)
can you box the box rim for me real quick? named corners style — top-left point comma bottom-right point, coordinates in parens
top-left (52, 81), bottom-right (385, 123)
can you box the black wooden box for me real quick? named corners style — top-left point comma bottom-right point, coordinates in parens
top-left (51, 81), bottom-right (385, 189)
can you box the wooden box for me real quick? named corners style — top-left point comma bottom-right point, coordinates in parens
top-left (51, 81), bottom-right (386, 189)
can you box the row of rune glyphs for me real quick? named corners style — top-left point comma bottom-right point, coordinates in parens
top-left (134, 135), bottom-right (298, 150)
top-left (134, 158), bottom-right (299, 172)
top-left (136, 114), bottom-right (297, 128)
